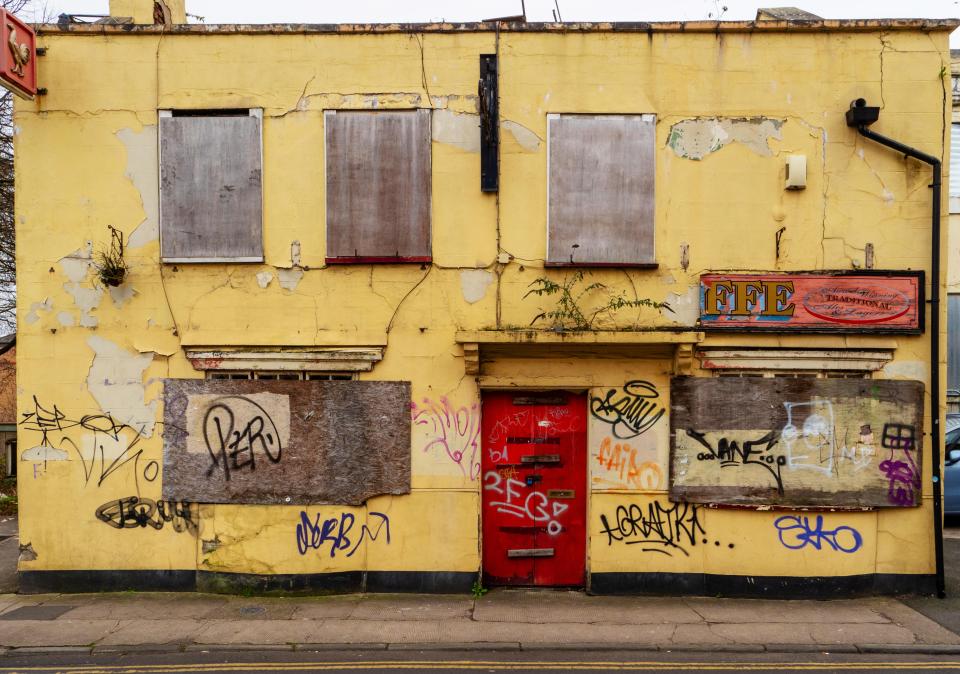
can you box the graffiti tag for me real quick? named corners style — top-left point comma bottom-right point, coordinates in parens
top-left (295, 510), bottom-right (391, 558)
top-left (598, 501), bottom-right (706, 557)
top-left (774, 514), bottom-right (862, 553)
top-left (412, 397), bottom-right (481, 480)
top-left (95, 496), bottom-right (197, 534)
top-left (590, 381), bottom-right (665, 439)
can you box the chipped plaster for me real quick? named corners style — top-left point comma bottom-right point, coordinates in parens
top-left (59, 245), bottom-right (103, 327)
top-left (277, 268), bottom-right (304, 291)
top-left (668, 117), bottom-right (784, 160)
top-left (666, 286), bottom-right (699, 327)
top-left (256, 271), bottom-right (274, 289)
top-left (459, 269), bottom-right (494, 304)
top-left (116, 125), bottom-right (160, 248)
top-left (502, 120), bottom-right (542, 152)
top-left (24, 298), bottom-right (52, 324)
top-left (86, 336), bottom-right (158, 437)
top-left (432, 109), bottom-right (480, 153)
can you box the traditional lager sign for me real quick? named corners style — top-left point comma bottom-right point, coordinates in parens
top-left (700, 272), bottom-right (922, 333)
top-left (0, 10), bottom-right (35, 100)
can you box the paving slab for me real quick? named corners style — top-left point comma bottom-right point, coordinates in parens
top-left (96, 618), bottom-right (205, 646)
top-left (708, 622), bottom-right (816, 645)
top-left (809, 622), bottom-right (917, 645)
top-left (0, 516), bottom-right (17, 538)
top-left (312, 619), bottom-right (453, 644)
top-left (62, 595), bottom-right (231, 620)
top-left (478, 620), bottom-right (675, 645)
top-left (0, 619), bottom-right (118, 647)
top-left (350, 595), bottom-right (473, 621)
top-left (0, 537), bottom-right (17, 594)
top-left (685, 598), bottom-right (889, 624)
top-left (670, 623), bottom-right (730, 646)
top-left (475, 590), bottom-right (702, 624)
top-left (290, 597), bottom-right (362, 620)
top-left (220, 596), bottom-right (300, 620)
top-left (866, 598), bottom-right (960, 645)
top-left (193, 619), bottom-right (323, 645)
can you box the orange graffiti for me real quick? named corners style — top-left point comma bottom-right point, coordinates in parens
top-left (594, 436), bottom-right (662, 490)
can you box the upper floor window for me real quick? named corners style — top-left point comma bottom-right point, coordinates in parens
top-left (159, 109), bottom-right (263, 263)
top-left (547, 114), bottom-right (656, 267)
top-left (324, 109), bottom-right (432, 263)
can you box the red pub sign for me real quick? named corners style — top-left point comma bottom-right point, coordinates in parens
top-left (700, 272), bottom-right (923, 333)
top-left (0, 9), bottom-right (35, 100)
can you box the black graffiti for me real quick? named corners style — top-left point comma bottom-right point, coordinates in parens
top-left (20, 396), bottom-right (163, 492)
top-left (589, 381), bottom-right (665, 439)
top-left (599, 501), bottom-right (705, 557)
top-left (203, 396), bottom-right (282, 481)
top-left (95, 496), bottom-right (197, 534)
top-left (687, 429), bottom-right (785, 496)
top-left (881, 423), bottom-right (916, 451)
top-left (295, 510), bottom-right (391, 558)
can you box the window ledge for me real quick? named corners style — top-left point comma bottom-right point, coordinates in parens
top-left (697, 346), bottom-right (895, 372)
top-left (163, 257), bottom-right (264, 264)
top-left (544, 261), bottom-right (658, 269)
top-left (326, 256), bottom-right (432, 265)
top-left (186, 347), bottom-right (384, 372)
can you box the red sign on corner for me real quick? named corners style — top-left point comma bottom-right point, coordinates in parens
top-left (0, 10), bottom-right (35, 100)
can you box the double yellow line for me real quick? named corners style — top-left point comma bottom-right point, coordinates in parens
top-left (4, 661), bottom-right (960, 673)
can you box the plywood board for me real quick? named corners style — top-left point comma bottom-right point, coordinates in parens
top-left (162, 379), bottom-right (411, 505)
top-left (325, 110), bottom-right (432, 260)
top-left (160, 114), bottom-right (263, 261)
top-left (669, 377), bottom-right (923, 507)
top-left (547, 114), bottom-right (655, 266)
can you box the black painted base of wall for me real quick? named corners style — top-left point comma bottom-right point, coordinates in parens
top-left (588, 572), bottom-right (938, 598)
top-left (19, 570), bottom-right (475, 595)
top-left (19, 570), bottom-right (196, 594)
top-left (19, 569), bottom-right (935, 598)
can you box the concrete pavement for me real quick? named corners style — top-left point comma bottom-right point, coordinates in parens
top-left (0, 589), bottom-right (958, 657)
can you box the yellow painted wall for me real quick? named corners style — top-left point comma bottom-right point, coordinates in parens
top-left (13, 23), bottom-right (952, 589)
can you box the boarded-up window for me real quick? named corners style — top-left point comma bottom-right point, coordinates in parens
top-left (160, 110), bottom-right (263, 262)
top-left (547, 114), bottom-right (655, 266)
top-left (325, 110), bottom-right (431, 262)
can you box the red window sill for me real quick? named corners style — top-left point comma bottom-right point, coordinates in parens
top-left (544, 261), bottom-right (659, 269)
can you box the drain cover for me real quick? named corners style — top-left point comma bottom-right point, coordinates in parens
top-left (0, 605), bottom-right (76, 620)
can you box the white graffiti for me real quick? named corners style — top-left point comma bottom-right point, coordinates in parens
top-left (483, 470), bottom-right (568, 536)
top-left (780, 399), bottom-right (875, 476)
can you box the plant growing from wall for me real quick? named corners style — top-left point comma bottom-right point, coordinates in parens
top-left (524, 270), bottom-right (671, 332)
top-left (94, 225), bottom-right (129, 288)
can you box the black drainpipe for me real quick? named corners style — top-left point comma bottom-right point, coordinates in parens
top-left (845, 98), bottom-right (944, 598)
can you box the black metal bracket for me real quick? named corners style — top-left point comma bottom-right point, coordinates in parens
top-left (479, 53), bottom-right (498, 193)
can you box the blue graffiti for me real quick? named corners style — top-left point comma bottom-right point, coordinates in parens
top-left (774, 514), bottom-right (862, 554)
top-left (295, 510), bottom-right (390, 558)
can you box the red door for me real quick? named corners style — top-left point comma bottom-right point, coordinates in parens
top-left (481, 391), bottom-right (587, 586)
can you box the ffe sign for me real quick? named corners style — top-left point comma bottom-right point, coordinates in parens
top-left (0, 9), bottom-right (35, 100)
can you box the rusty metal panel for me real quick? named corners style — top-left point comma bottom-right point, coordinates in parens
top-left (669, 377), bottom-right (923, 507)
top-left (325, 109), bottom-right (432, 261)
top-left (160, 113), bottom-right (263, 261)
top-left (547, 114), bottom-right (655, 266)
top-left (162, 379), bottom-right (410, 505)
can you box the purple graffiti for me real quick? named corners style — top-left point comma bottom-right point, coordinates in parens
top-left (879, 423), bottom-right (920, 506)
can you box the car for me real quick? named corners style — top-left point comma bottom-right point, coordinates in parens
top-left (944, 413), bottom-right (960, 516)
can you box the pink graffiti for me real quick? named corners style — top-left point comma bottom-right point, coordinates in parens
top-left (411, 397), bottom-right (481, 480)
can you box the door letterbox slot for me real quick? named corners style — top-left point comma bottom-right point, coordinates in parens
top-left (547, 489), bottom-right (575, 499)
top-left (521, 454), bottom-right (561, 464)
top-left (507, 548), bottom-right (555, 558)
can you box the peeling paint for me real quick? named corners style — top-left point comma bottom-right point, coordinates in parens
top-left (116, 125), bottom-right (160, 248)
top-left (277, 268), bottom-right (304, 291)
top-left (666, 286), bottom-right (699, 326)
top-left (459, 269), bottom-right (494, 304)
top-left (24, 297), bottom-right (52, 324)
top-left (668, 117), bottom-right (783, 160)
top-left (21, 444), bottom-right (69, 461)
top-left (56, 311), bottom-right (75, 327)
top-left (256, 271), bottom-right (274, 289)
top-left (291, 240), bottom-right (301, 267)
top-left (503, 120), bottom-right (542, 152)
top-left (60, 245), bottom-right (103, 327)
top-left (86, 336), bottom-right (158, 437)
top-left (881, 360), bottom-right (927, 381)
top-left (432, 109), bottom-right (480, 153)
top-left (108, 283), bottom-right (136, 307)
